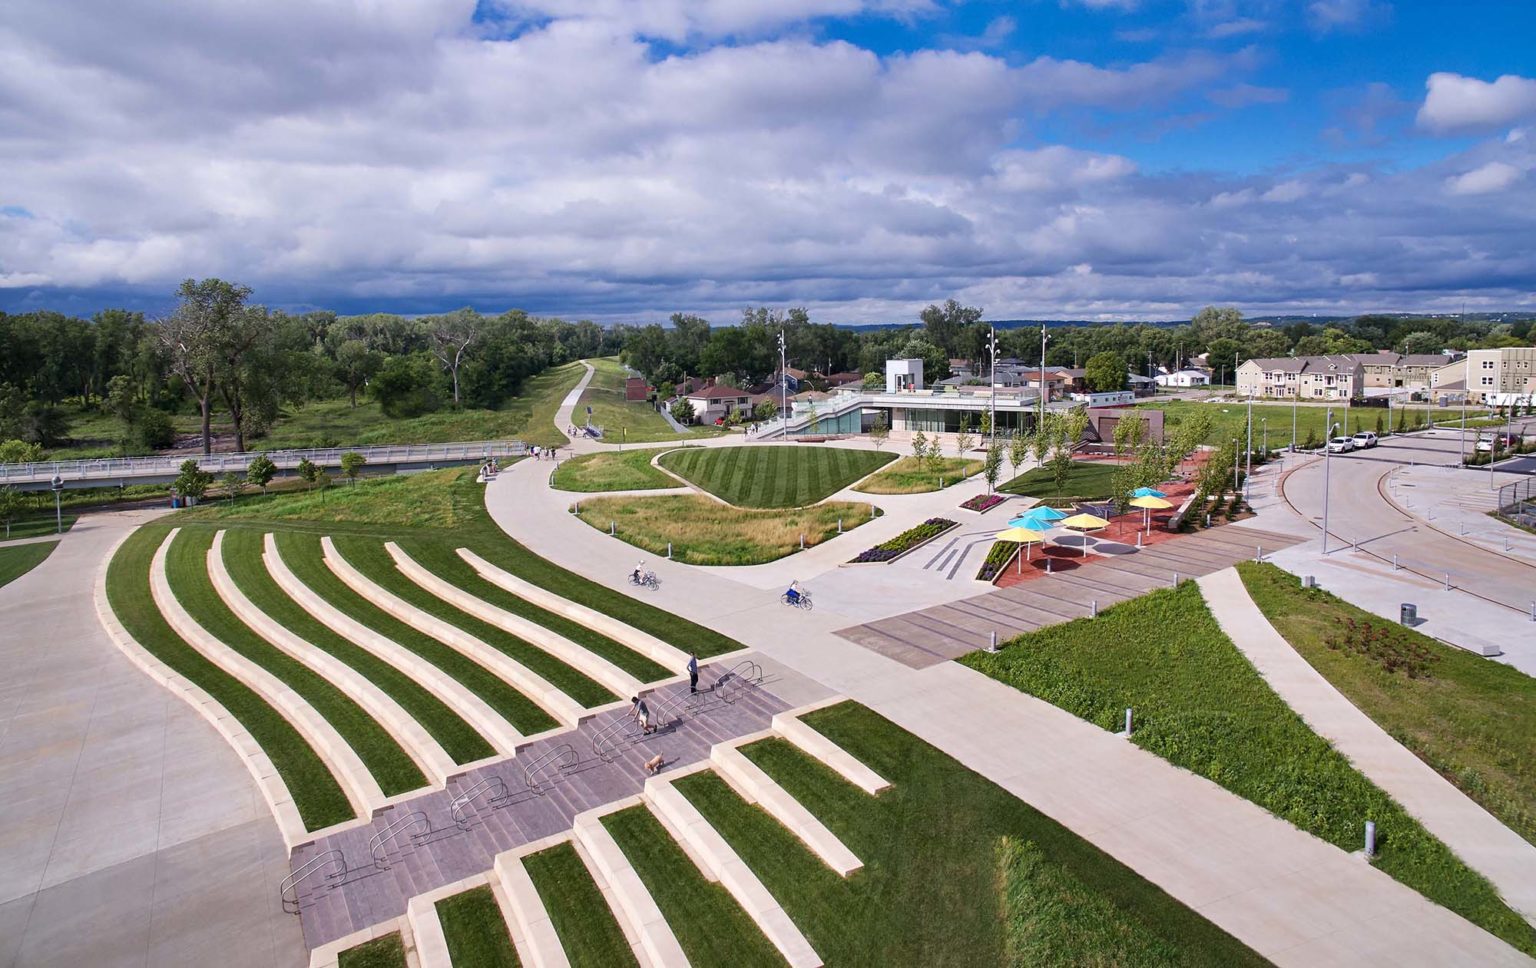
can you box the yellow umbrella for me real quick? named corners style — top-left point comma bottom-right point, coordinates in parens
top-left (1128, 494), bottom-right (1173, 533)
top-left (995, 527), bottom-right (1047, 566)
top-left (1059, 512), bottom-right (1109, 558)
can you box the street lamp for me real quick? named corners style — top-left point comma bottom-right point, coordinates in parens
top-left (50, 474), bottom-right (63, 534)
top-left (1262, 417), bottom-right (1268, 456)
top-left (988, 324), bottom-right (998, 454)
top-left (1245, 387), bottom-right (1255, 497)
top-left (1321, 410), bottom-right (1339, 555)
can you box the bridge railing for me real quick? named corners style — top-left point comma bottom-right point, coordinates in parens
top-left (0, 440), bottom-right (527, 486)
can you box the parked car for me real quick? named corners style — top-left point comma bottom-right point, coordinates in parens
top-left (1352, 431), bottom-right (1378, 449)
top-left (1327, 436), bottom-right (1356, 453)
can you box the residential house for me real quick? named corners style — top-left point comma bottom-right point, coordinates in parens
top-left (684, 385), bottom-right (752, 424)
top-left (1155, 369), bottom-right (1210, 388)
top-left (1236, 356), bottom-right (1363, 400)
top-left (1340, 351), bottom-right (1460, 391)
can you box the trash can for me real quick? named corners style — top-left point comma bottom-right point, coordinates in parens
top-left (1400, 603), bottom-right (1417, 626)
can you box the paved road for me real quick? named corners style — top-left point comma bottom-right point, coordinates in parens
top-left (1280, 430), bottom-right (1536, 615)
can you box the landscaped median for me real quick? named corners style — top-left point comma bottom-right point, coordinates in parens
top-left (659, 445), bottom-right (895, 507)
top-left (852, 455), bottom-right (981, 494)
top-left (848, 517), bottom-right (956, 564)
top-left (574, 494), bottom-right (878, 565)
top-left (551, 447), bottom-right (681, 492)
top-left (973, 539), bottom-right (1019, 583)
top-left (961, 582), bottom-right (1536, 956)
top-left (1000, 459), bottom-right (1117, 504)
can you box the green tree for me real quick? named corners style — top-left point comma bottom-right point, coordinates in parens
top-left (0, 439), bottom-right (43, 464)
top-left (0, 486), bottom-right (20, 538)
top-left (427, 308), bottom-right (484, 407)
top-left (1009, 430), bottom-right (1029, 479)
top-left (869, 413), bottom-right (889, 450)
top-left (246, 454), bottom-right (277, 494)
top-left (983, 443), bottom-right (1003, 493)
top-left (926, 435), bottom-right (944, 472)
top-left (174, 459), bottom-right (213, 502)
top-left (752, 401), bottom-right (778, 423)
top-left (955, 415), bottom-right (974, 457)
top-left (1112, 412), bottom-right (1146, 455)
top-left (315, 470), bottom-right (333, 503)
top-left (670, 398), bottom-right (695, 424)
top-left (334, 339), bottom-right (381, 408)
top-left (919, 299), bottom-right (983, 357)
top-left (862, 371), bottom-right (882, 389)
top-left (340, 451), bottom-right (366, 484)
top-left (296, 457), bottom-right (319, 486)
top-left (1084, 352), bottom-right (1128, 393)
top-left (371, 353), bottom-right (443, 418)
top-left (912, 430), bottom-right (928, 467)
top-left (158, 277), bottom-right (253, 455)
top-left (1398, 331), bottom-right (1442, 356)
top-left (221, 471), bottom-right (243, 505)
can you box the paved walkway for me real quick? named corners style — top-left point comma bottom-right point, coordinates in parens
top-left (0, 511), bottom-right (305, 968)
top-left (483, 452), bottom-right (1534, 966)
top-left (1198, 567), bottom-right (1536, 926)
top-left (294, 674), bottom-right (788, 947)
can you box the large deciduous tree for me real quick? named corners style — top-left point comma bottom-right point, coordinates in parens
top-left (919, 299), bottom-right (983, 358)
top-left (158, 277), bottom-right (252, 455)
top-left (1084, 352), bottom-right (1128, 393)
top-left (428, 307), bottom-right (483, 406)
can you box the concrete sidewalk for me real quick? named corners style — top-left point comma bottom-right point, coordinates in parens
top-left (483, 453), bottom-right (1534, 966)
top-left (1199, 567), bottom-right (1536, 926)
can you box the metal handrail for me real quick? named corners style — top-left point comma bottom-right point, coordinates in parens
top-left (591, 715), bottom-right (638, 762)
top-left (521, 743), bottom-right (578, 796)
top-left (368, 811), bottom-right (432, 870)
top-left (451, 775), bottom-right (509, 828)
top-left (717, 660), bottom-right (764, 704)
top-left (280, 849), bottom-right (347, 915)
top-left (0, 440), bottom-right (528, 485)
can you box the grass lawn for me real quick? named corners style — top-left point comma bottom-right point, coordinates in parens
top-left (337, 933), bottom-right (405, 968)
top-left (1, 515), bottom-right (77, 540)
top-left (1000, 460), bottom-right (1119, 503)
top-left (219, 528), bottom-right (493, 764)
top-left (183, 469), bottom-right (484, 529)
top-left (575, 494), bottom-right (876, 565)
top-left (852, 455), bottom-right (982, 494)
top-left (0, 540), bottom-right (57, 589)
top-left (107, 525), bottom-right (354, 830)
top-left (166, 528), bottom-right (427, 796)
top-left (522, 843), bottom-right (639, 968)
top-left (1134, 399), bottom-right (1493, 451)
top-left (961, 583), bottom-right (1536, 956)
top-left (576, 357), bottom-right (722, 444)
top-left (1238, 561), bottom-right (1536, 847)
top-left (675, 702), bottom-right (1266, 967)
top-left (437, 885), bottom-right (520, 968)
top-left (602, 807), bottom-right (783, 966)
top-left (552, 448), bottom-right (681, 493)
top-left (658, 446), bottom-right (895, 508)
top-left (329, 534), bottom-right (617, 708)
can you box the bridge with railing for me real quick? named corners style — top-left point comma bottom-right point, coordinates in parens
top-left (0, 440), bottom-right (526, 492)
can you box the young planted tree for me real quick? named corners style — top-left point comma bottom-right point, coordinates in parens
top-left (1112, 412), bottom-right (1146, 456)
top-left (670, 398), bottom-right (695, 424)
top-left (1009, 430), bottom-right (1029, 480)
top-left (983, 443), bottom-right (1003, 494)
top-left (869, 413), bottom-right (889, 450)
top-left (340, 451), bottom-right (366, 485)
top-left (315, 470), bottom-right (333, 504)
top-left (912, 430), bottom-right (928, 467)
top-left (0, 486), bottom-right (20, 538)
top-left (174, 459), bottom-right (213, 504)
top-left (221, 471), bottom-right (243, 505)
top-left (296, 457), bottom-right (319, 490)
top-left (246, 453), bottom-right (277, 496)
top-left (926, 435), bottom-right (944, 472)
top-left (955, 415), bottom-right (974, 457)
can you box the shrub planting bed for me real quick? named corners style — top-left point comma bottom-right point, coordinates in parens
top-left (959, 493), bottom-right (1006, 514)
top-left (975, 540), bottom-right (1020, 583)
top-left (849, 517), bottom-right (956, 563)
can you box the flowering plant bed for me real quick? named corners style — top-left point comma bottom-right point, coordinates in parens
top-left (975, 540), bottom-right (1020, 583)
top-left (959, 493), bottom-right (1006, 514)
top-left (849, 517), bottom-right (957, 564)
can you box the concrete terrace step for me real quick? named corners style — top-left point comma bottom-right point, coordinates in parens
top-left (388, 540), bottom-right (643, 697)
top-left (209, 530), bottom-right (457, 789)
top-left (149, 528), bottom-right (383, 820)
top-left (708, 744), bottom-right (863, 877)
top-left (265, 532), bottom-right (523, 757)
top-left (772, 707), bottom-right (891, 796)
top-left (323, 536), bottom-right (586, 728)
top-left (495, 845), bottom-right (573, 968)
top-left (572, 802), bottom-right (691, 968)
top-left (458, 547), bottom-right (692, 670)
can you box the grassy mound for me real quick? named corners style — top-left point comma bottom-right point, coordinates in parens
top-left (575, 494), bottom-right (875, 565)
top-left (961, 583), bottom-right (1536, 956)
top-left (852, 455), bottom-right (982, 494)
top-left (1000, 460), bottom-right (1118, 503)
top-left (552, 447), bottom-right (680, 492)
top-left (1239, 561), bottom-right (1536, 847)
top-left (575, 357), bottom-right (721, 444)
top-left (658, 445), bottom-right (894, 508)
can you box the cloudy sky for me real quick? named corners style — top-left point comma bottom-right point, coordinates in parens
top-left (1, 0), bottom-right (1533, 322)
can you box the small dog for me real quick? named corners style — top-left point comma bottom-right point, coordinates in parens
top-left (644, 754), bottom-right (665, 775)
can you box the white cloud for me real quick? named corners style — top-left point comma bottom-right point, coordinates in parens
top-left (1444, 161), bottom-right (1524, 196)
top-left (1306, 0), bottom-right (1389, 32)
top-left (1208, 83), bottom-right (1287, 108)
top-left (1418, 72), bottom-right (1536, 133)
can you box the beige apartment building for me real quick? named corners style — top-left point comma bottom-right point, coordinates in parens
top-left (1430, 346), bottom-right (1536, 404)
top-left (1236, 355), bottom-right (1364, 400)
top-left (1342, 351), bottom-right (1459, 390)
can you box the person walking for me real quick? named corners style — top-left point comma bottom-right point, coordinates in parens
top-left (630, 696), bottom-right (655, 735)
top-left (686, 654), bottom-right (699, 694)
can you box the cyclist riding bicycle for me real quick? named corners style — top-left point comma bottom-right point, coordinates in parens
top-left (631, 560), bottom-right (646, 585)
top-left (784, 580), bottom-right (801, 605)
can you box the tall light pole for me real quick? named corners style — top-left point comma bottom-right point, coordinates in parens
top-left (989, 324), bottom-right (998, 451)
top-left (1321, 408), bottom-right (1339, 555)
top-left (778, 329), bottom-right (787, 434)
top-left (1291, 388), bottom-right (1298, 452)
top-left (51, 475), bottom-right (63, 534)
top-left (1262, 417), bottom-right (1268, 455)
top-left (1038, 323), bottom-right (1048, 435)
top-left (1245, 386), bottom-right (1255, 497)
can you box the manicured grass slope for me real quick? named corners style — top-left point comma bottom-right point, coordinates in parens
top-left (576, 357), bottom-right (720, 444)
top-left (659, 445), bottom-right (895, 507)
top-left (961, 583), bottom-right (1536, 956)
top-left (219, 528), bottom-right (493, 764)
top-left (166, 528), bottom-right (425, 795)
top-left (337, 932), bottom-right (406, 968)
top-left (0, 515), bottom-right (77, 540)
top-left (675, 703), bottom-right (1265, 967)
top-left (0, 540), bottom-right (57, 589)
top-left (551, 447), bottom-right (679, 492)
top-left (522, 843), bottom-right (639, 968)
top-left (330, 534), bottom-right (616, 708)
top-left (106, 525), bottom-right (352, 830)
top-left (1239, 561), bottom-right (1536, 847)
top-left (275, 530), bottom-right (558, 736)
top-left (603, 807), bottom-right (784, 967)
top-left (1000, 459), bottom-right (1118, 501)
top-left (1133, 399), bottom-right (1484, 450)
top-left (437, 885), bottom-right (520, 968)
top-left (852, 455), bottom-right (982, 494)
top-left (575, 494), bottom-right (875, 566)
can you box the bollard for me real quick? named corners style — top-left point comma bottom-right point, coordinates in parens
top-left (1255, 545), bottom-right (1262, 562)
top-left (1091, 600), bottom-right (1098, 618)
top-left (609, 520), bottom-right (615, 535)
top-left (800, 533), bottom-right (806, 551)
top-left (1460, 523), bottom-right (1467, 535)
top-left (1124, 708), bottom-right (1133, 737)
top-left (1046, 558), bottom-right (1053, 574)
top-left (1392, 554), bottom-right (1399, 571)
top-left (1444, 573), bottom-right (1451, 591)
top-left (1505, 535), bottom-right (1511, 551)
top-left (667, 542), bottom-right (672, 559)
top-left (837, 518), bottom-right (843, 534)
top-left (1352, 537), bottom-right (1358, 551)
top-left (1364, 821), bottom-right (1376, 859)
top-left (988, 630), bottom-right (998, 654)
top-left (1205, 512), bottom-right (1211, 527)
top-left (1136, 532), bottom-right (1143, 548)
top-left (1530, 601), bottom-right (1535, 623)
top-left (1172, 571), bottom-right (1179, 587)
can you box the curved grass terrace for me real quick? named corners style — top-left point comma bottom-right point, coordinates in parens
top-left (551, 447), bottom-right (680, 492)
top-left (523, 842), bottom-right (639, 968)
top-left (0, 539), bottom-right (58, 590)
top-left (852, 455), bottom-right (981, 494)
top-left (659, 445), bottom-right (894, 508)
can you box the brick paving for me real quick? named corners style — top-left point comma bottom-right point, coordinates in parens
top-left (835, 524), bottom-right (1305, 667)
top-left (289, 669), bottom-right (787, 948)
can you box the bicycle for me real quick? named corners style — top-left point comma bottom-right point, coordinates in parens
top-left (780, 589), bottom-right (813, 610)
top-left (628, 569), bottom-right (660, 589)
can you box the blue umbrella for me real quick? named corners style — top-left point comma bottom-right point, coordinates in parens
top-left (1131, 487), bottom-right (1167, 498)
top-left (1016, 505), bottom-right (1067, 521)
top-left (1007, 515), bottom-right (1057, 532)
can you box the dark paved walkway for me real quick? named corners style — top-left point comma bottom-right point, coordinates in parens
top-left (835, 525), bottom-right (1305, 667)
top-left (290, 670), bottom-right (786, 948)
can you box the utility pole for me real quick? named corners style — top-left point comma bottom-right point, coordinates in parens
top-left (1322, 408), bottom-right (1337, 554)
top-left (1245, 387), bottom-right (1254, 498)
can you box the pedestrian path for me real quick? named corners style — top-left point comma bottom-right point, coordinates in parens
top-left (1198, 567), bottom-right (1536, 927)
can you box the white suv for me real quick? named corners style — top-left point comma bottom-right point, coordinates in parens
top-left (1352, 431), bottom-right (1378, 449)
top-left (1327, 436), bottom-right (1356, 453)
